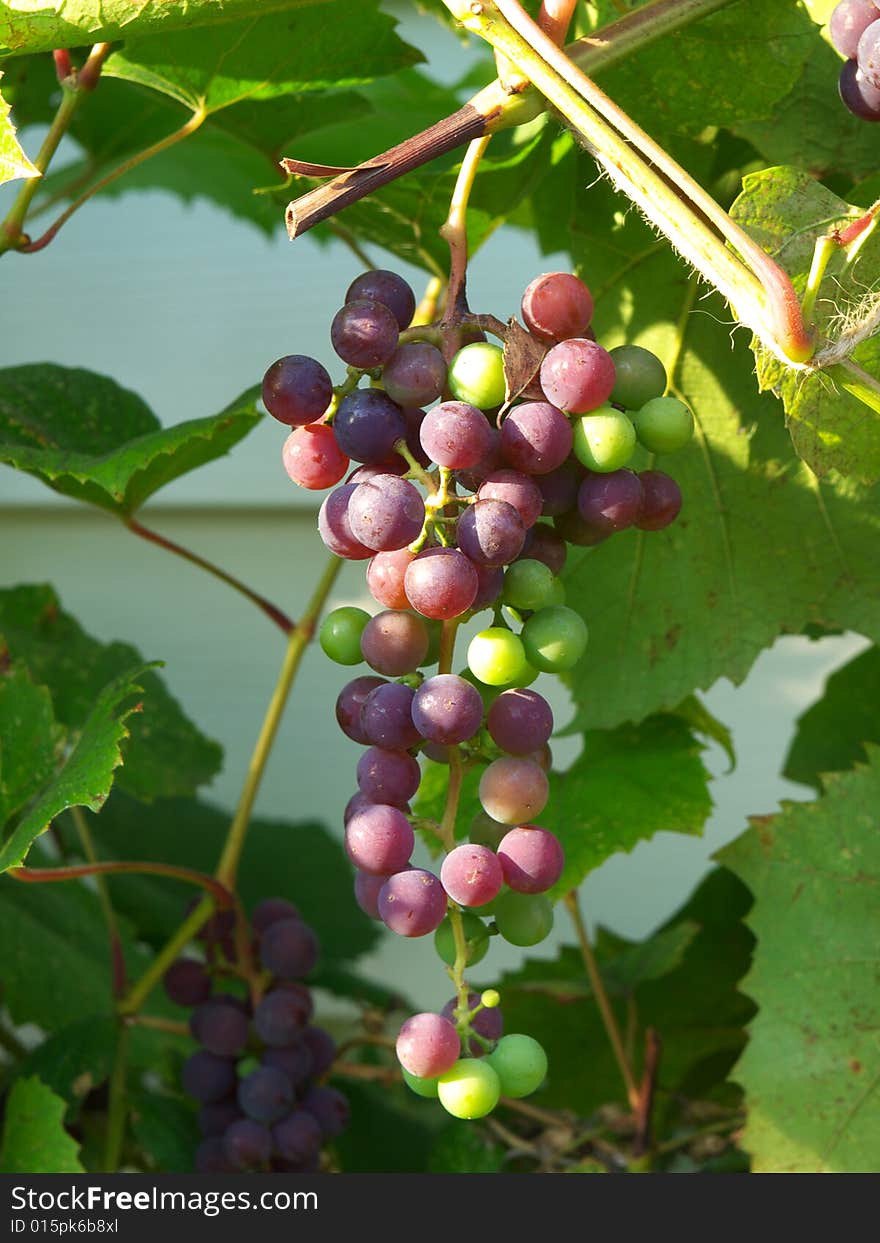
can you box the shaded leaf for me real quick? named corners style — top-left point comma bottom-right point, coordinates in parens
top-left (333, 1078), bottom-right (438, 1173)
top-left (428, 1124), bottom-right (505, 1173)
top-left (0, 664), bottom-right (63, 827)
top-left (784, 645), bottom-right (880, 791)
top-left (0, 1078), bottom-right (83, 1173)
top-left (129, 1089), bottom-right (198, 1173)
top-left (16, 1018), bottom-right (118, 1111)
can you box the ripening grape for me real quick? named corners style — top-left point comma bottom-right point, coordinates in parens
top-left (345, 803), bottom-right (415, 875)
top-left (831, 0), bottom-right (880, 58)
top-left (577, 469), bottom-right (643, 534)
top-left (404, 547), bottom-right (479, 620)
top-left (366, 548), bottom-right (416, 610)
top-left (486, 688), bottom-right (553, 756)
top-left (479, 756), bottom-right (549, 825)
top-left (519, 524), bottom-right (567, 575)
top-left (636, 470), bottom-right (682, 530)
top-left (468, 810), bottom-right (509, 851)
top-left (486, 1034), bottom-right (548, 1099)
top-left (440, 844), bottom-right (504, 907)
top-left (254, 986), bottom-right (312, 1046)
top-left (303, 1026), bottom-right (337, 1078)
top-left (164, 958), bottom-right (211, 1007)
top-left (608, 344), bottom-right (667, 410)
top-left (302, 1086), bottom-right (351, 1139)
top-left (282, 424), bottom-right (349, 490)
top-left (632, 396), bottom-right (694, 454)
top-left (572, 408), bottom-right (637, 473)
top-left (354, 869), bottom-right (386, 920)
top-left (252, 898), bottom-right (299, 933)
top-left (383, 342), bottom-right (447, 407)
top-left (336, 675), bottom-right (387, 744)
top-left (553, 508), bottom-right (611, 547)
top-left (182, 1051), bottom-right (237, 1104)
top-left (223, 1119), bottom-right (272, 1170)
top-left (331, 299), bottom-right (400, 369)
top-left (441, 992), bottom-right (504, 1056)
top-left (396, 1012), bottom-right (461, 1078)
top-left (839, 56), bottom-right (880, 118)
top-left (262, 355), bottom-right (333, 427)
top-left (494, 890), bottom-right (554, 947)
top-left (521, 272), bottom-right (594, 343)
top-left (356, 747), bottom-right (421, 807)
top-left (345, 269), bottom-right (416, 331)
top-left (500, 402), bottom-right (573, 475)
top-left (361, 610), bottom-right (430, 676)
top-left (319, 606), bottom-right (370, 665)
top-left (259, 918), bottom-right (319, 979)
top-left (272, 1112), bottom-right (323, 1164)
top-left (262, 1043), bottom-right (314, 1089)
top-left (434, 912), bottom-right (491, 966)
top-left (412, 674), bottom-right (484, 745)
top-left (477, 469), bottom-right (544, 528)
top-left (318, 485), bottom-right (373, 560)
top-left (447, 342), bottom-right (507, 410)
top-left (378, 868), bottom-right (447, 937)
top-left (497, 826), bottom-right (564, 894)
top-left (190, 999), bottom-right (250, 1057)
top-left (457, 498), bottom-right (526, 567)
top-left (858, 17), bottom-right (880, 85)
top-left (420, 401), bottom-right (494, 469)
top-left (471, 562), bottom-right (505, 611)
top-left (536, 463), bottom-right (580, 517)
top-left (540, 339), bottom-right (616, 414)
top-left (437, 1059), bottom-right (501, 1119)
top-left (347, 474), bottom-right (425, 552)
top-left (361, 682), bottom-right (421, 750)
top-left (521, 605), bottom-right (588, 673)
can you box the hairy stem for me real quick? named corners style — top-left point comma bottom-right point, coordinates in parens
top-left (103, 1022), bottom-right (130, 1173)
top-left (70, 807), bottom-right (127, 998)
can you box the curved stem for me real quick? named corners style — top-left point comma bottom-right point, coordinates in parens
top-left (9, 856), bottom-right (234, 909)
top-left (125, 516), bottom-right (293, 635)
top-left (70, 807), bottom-right (126, 998)
top-left (440, 135), bottom-right (492, 333)
top-left (117, 898), bottom-right (212, 1016)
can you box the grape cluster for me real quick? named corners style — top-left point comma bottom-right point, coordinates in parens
top-left (165, 899), bottom-right (348, 1172)
top-left (262, 267), bottom-right (692, 1120)
top-left (830, 0), bottom-right (880, 121)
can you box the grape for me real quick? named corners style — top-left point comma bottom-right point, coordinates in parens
top-left (521, 272), bottom-right (594, 343)
top-left (434, 912), bottom-right (490, 966)
top-left (319, 606), bottom-right (370, 665)
top-left (382, 342), bottom-right (447, 407)
top-left (195, 1136), bottom-right (236, 1173)
top-left (238, 1067), bottom-right (294, 1125)
top-left (396, 1012), bottom-right (461, 1078)
top-left (536, 463), bottom-right (580, 517)
top-left (378, 868), bottom-right (447, 937)
top-left (497, 826), bottom-right (564, 894)
top-left (447, 342), bottom-right (506, 410)
top-left (471, 563), bottom-right (505, 611)
top-left (361, 682), bottom-right (421, 750)
top-left (577, 469), bottom-right (643, 533)
top-left (345, 803), bottom-right (415, 875)
top-left (412, 674), bottom-right (484, 745)
top-left (361, 610), bottom-right (430, 675)
top-left (521, 605), bottom-right (588, 673)
top-left (572, 407), bottom-right (636, 472)
top-left (839, 55), bottom-right (880, 117)
top-left (519, 524), bottom-right (567, 575)
top-left (468, 810), bottom-right (509, 851)
top-left (457, 499), bottom-right (526, 567)
top-left (553, 508), bottom-right (611, 547)
top-left (500, 402), bottom-right (573, 475)
top-left (190, 999), bottom-right (250, 1057)
top-left (333, 390), bottom-right (407, 464)
top-left (455, 427), bottom-right (502, 492)
top-left (336, 675), bottom-right (387, 743)
top-left (348, 458), bottom-right (407, 483)
top-left (254, 987), bottom-right (312, 1047)
top-left (163, 958), bottom-right (211, 1007)
top-left (198, 1101), bottom-right (242, 1137)
top-left (302, 1026), bottom-right (337, 1078)
top-left (477, 469), bottom-right (543, 528)
top-left (262, 1043), bottom-right (314, 1088)
top-left (858, 18), bottom-right (880, 85)
top-left (540, 339), bottom-right (616, 414)
top-left (252, 897), bottom-right (299, 933)
top-left (348, 474), bottom-right (425, 552)
top-left (608, 344), bottom-right (667, 410)
top-left (272, 1112), bottom-right (323, 1164)
top-left (259, 918), bottom-right (319, 979)
top-left (487, 688), bottom-right (553, 756)
top-left (346, 269), bottom-right (415, 331)
top-left (494, 890), bottom-right (554, 947)
top-left (224, 1117), bottom-right (274, 1168)
top-left (479, 756), bottom-right (549, 825)
top-left (366, 548), bottom-right (416, 610)
top-left (632, 396), bottom-right (694, 454)
top-left (182, 1051), bottom-right (237, 1103)
top-left (356, 747), bottom-right (421, 806)
top-left (441, 992), bottom-right (504, 1056)
top-left (404, 547), bottom-right (479, 620)
top-left (354, 869), bottom-right (386, 919)
top-left (302, 1085), bottom-right (350, 1139)
top-left (440, 844), bottom-right (504, 907)
top-left (331, 299), bottom-right (400, 369)
top-left (262, 355), bottom-right (333, 427)
top-left (467, 627), bottom-right (532, 687)
top-left (636, 470), bottom-right (682, 530)
top-left (402, 1068), bottom-right (440, 1098)
top-left (282, 424), bottom-right (349, 490)
top-left (487, 1034), bottom-right (548, 1098)
top-left (501, 559), bottom-right (556, 611)
top-left (318, 484), bottom-right (373, 560)
top-left (419, 401), bottom-right (493, 469)
top-left (344, 791), bottom-right (375, 824)
top-left (437, 1059), bottom-right (501, 1119)
top-left (832, 0), bottom-right (880, 57)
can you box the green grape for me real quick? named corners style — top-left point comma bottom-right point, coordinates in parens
top-left (572, 407), bottom-right (636, 473)
top-left (434, 913), bottom-right (490, 967)
top-left (502, 560), bottom-right (556, 612)
top-left (467, 627), bottom-right (532, 687)
top-left (447, 343), bottom-right (506, 410)
top-left (494, 891), bottom-right (554, 947)
top-left (469, 811), bottom-right (508, 852)
top-left (521, 605), bottom-right (588, 673)
top-left (437, 1058), bottom-right (501, 1119)
top-left (609, 345), bottom-right (667, 410)
top-left (545, 578), bottom-right (566, 607)
top-left (487, 1034), bottom-right (548, 1098)
top-left (480, 989), bottom-right (501, 1009)
top-left (459, 666), bottom-right (503, 711)
top-left (402, 1068), bottom-right (440, 1098)
top-left (319, 606), bottom-right (370, 665)
top-left (632, 396), bottom-right (694, 454)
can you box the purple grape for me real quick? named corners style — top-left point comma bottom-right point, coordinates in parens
top-left (412, 674), bottom-right (484, 745)
top-left (537, 462), bottom-right (580, 516)
top-left (331, 298), bottom-right (400, 369)
top-left (190, 999), bottom-right (250, 1057)
top-left (521, 272), bottom-right (594, 343)
top-left (259, 918), bottom-right (319, 979)
top-left (519, 524), bottom-right (568, 574)
top-left (354, 869), bottom-right (386, 918)
top-left (344, 791), bottom-right (374, 824)
top-left (420, 401), bottom-right (494, 469)
top-left (839, 56), bottom-right (880, 117)
top-left (455, 427), bottom-right (503, 492)
top-left (346, 269), bottom-right (415, 330)
top-left (479, 756), bottom-right (549, 824)
top-left (361, 682), bottom-right (420, 750)
top-left (471, 563), bottom-right (505, 611)
top-left (224, 1119), bottom-right (272, 1169)
top-left (262, 355), bottom-right (333, 427)
top-left (254, 986), bottom-right (312, 1046)
top-left (238, 1067), bottom-right (295, 1125)
top-left (163, 958), bottom-right (211, 1007)
top-left (336, 675), bottom-right (387, 743)
top-left (198, 1101), bottom-right (242, 1137)
top-left (553, 508), bottom-right (611, 547)
top-left (441, 992), bottom-right (503, 1056)
top-left (361, 610), bottom-right (430, 676)
top-left (345, 803), bottom-right (415, 875)
top-left (272, 1111), bottom-right (323, 1163)
top-left (378, 868), bottom-right (447, 937)
top-left (318, 484), bottom-right (373, 560)
top-left (457, 499), bottom-right (526, 567)
top-left (498, 826), bottom-right (564, 894)
top-left (263, 1042), bottom-right (314, 1089)
top-left (487, 688), bottom-right (553, 755)
top-left (302, 1026), bottom-right (337, 1077)
top-left (383, 342), bottom-right (447, 407)
top-left (302, 1085), bottom-right (350, 1139)
top-left (477, 469), bottom-right (544, 528)
top-left (404, 547), bottom-right (479, 619)
top-left (347, 474), bottom-right (425, 552)
top-left (356, 747), bottom-right (421, 806)
top-left (577, 468), bottom-right (644, 533)
top-left (440, 844), bottom-right (504, 908)
top-left (396, 1012), bottom-right (460, 1078)
top-left (333, 390), bottom-right (407, 464)
top-left (636, 470), bottom-right (682, 531)
top-left (500, 402), bottom-right (573, 475)
top-left (831, 0), bottom-right (880, 57)
top-left (195, 1137), bottom-right (236, 1173)
top-left (540, 339), bottom-right (616, 414)
top-left (252, 898), bottom-right (300, 934)
top-left (182, 1051), bottom-right (237, 1104)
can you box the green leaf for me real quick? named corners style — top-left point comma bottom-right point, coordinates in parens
top-left (0, 585), bottom-right (222, 802)
top-left (0, 365), bottom-right (261, 515)
top-left (428, 1124), bottom-right (505, 1173)
top-left (0, 1078), bottom-right (83, 1173)
top-left (16, 1018), bottom-right (118, 1110)
top-left (673, 694), bottom-right (736, 771)
top-left (333, 1079), bottom-right (438, 1173)
top-left (784, 645), bottom-right (880, 791)
top-left (730, 167), bottom-right (880, 484)
top-left (0, 665), bottom-right (63, 827)
top-left (0, 72), bottom-right (38, 185)
top-left (720, 751), bottom-right (880, 1172)
top-left (129, 1089), bottom-right (199, 1173)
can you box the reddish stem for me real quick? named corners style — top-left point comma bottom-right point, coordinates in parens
top-left (9, 858), bottom-right (234, 909)
top-left (52, 49), bottom-right (73, 83)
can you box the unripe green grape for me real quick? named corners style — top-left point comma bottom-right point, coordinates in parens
top-left (632, 396), bottom-right (694, 454)
top-left (447, 343), bottom-right (506, 410)
top-left (502, 560), bottom-right (556, 612)
top-left (469, 811), bottom-right (508, 852)
top-left (402, 1067), bottom-right (440, 1098)
top-left (437, 1058), bottom-right (501, 1119)
top-left (434, 913), bottom-right (490, 967)
top-left (481, 989), bottom-right (501, 1009)
top-left (467, 627), bottom-right (532, 687)
top-left (494, 891), bottom-right (554, 947)
top-left (487, 1034), bottom-right (548, 1098)
top-left (521, 605), bottom-right (588, 673)
top-left (319, 606), bottom-right (370, 665)
top-left (572, 407), bottom-right (636, 473)
top-left (545, 578), bottom-right (566, 607)
top-left (609, 345), bottom-right (667, 410)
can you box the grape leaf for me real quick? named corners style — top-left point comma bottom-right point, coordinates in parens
top-left (0, 665), bottom-right (63, 827)
top-left (0, 585), bottom-right (222, 802)
top-left (0, 71), bottom-right (38, 185)
top-left (428, 1125), bottom-right (505, 1173)
top-left (129, 1089), bottom-right (199, 1174)
top-left (783, 645), bottom-right (880, 791)
top-left (16, 1018), bottom-right (118, 1111)
top-left (719, 751), bottom-right (880, 1173)
top-left (0, 1079), bottom-right (83, 1173)
top-left (0, 365), bottom-right (261, 515)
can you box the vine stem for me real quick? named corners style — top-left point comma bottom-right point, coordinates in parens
top-left (563, 890), bottom-right (639, 1111)
top-left (124, 516), bottom-right (293, 635)
top-left (70, 807), bottom-right (126, 998)
top-left (103, 1022), bottom-right (130, 1173)
top-left (439, 135), bottom-right (491, 332)
top-left (117, 899), bottom-right (212, 1017)
top-left (9, 856), bottom-right (234, 910)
